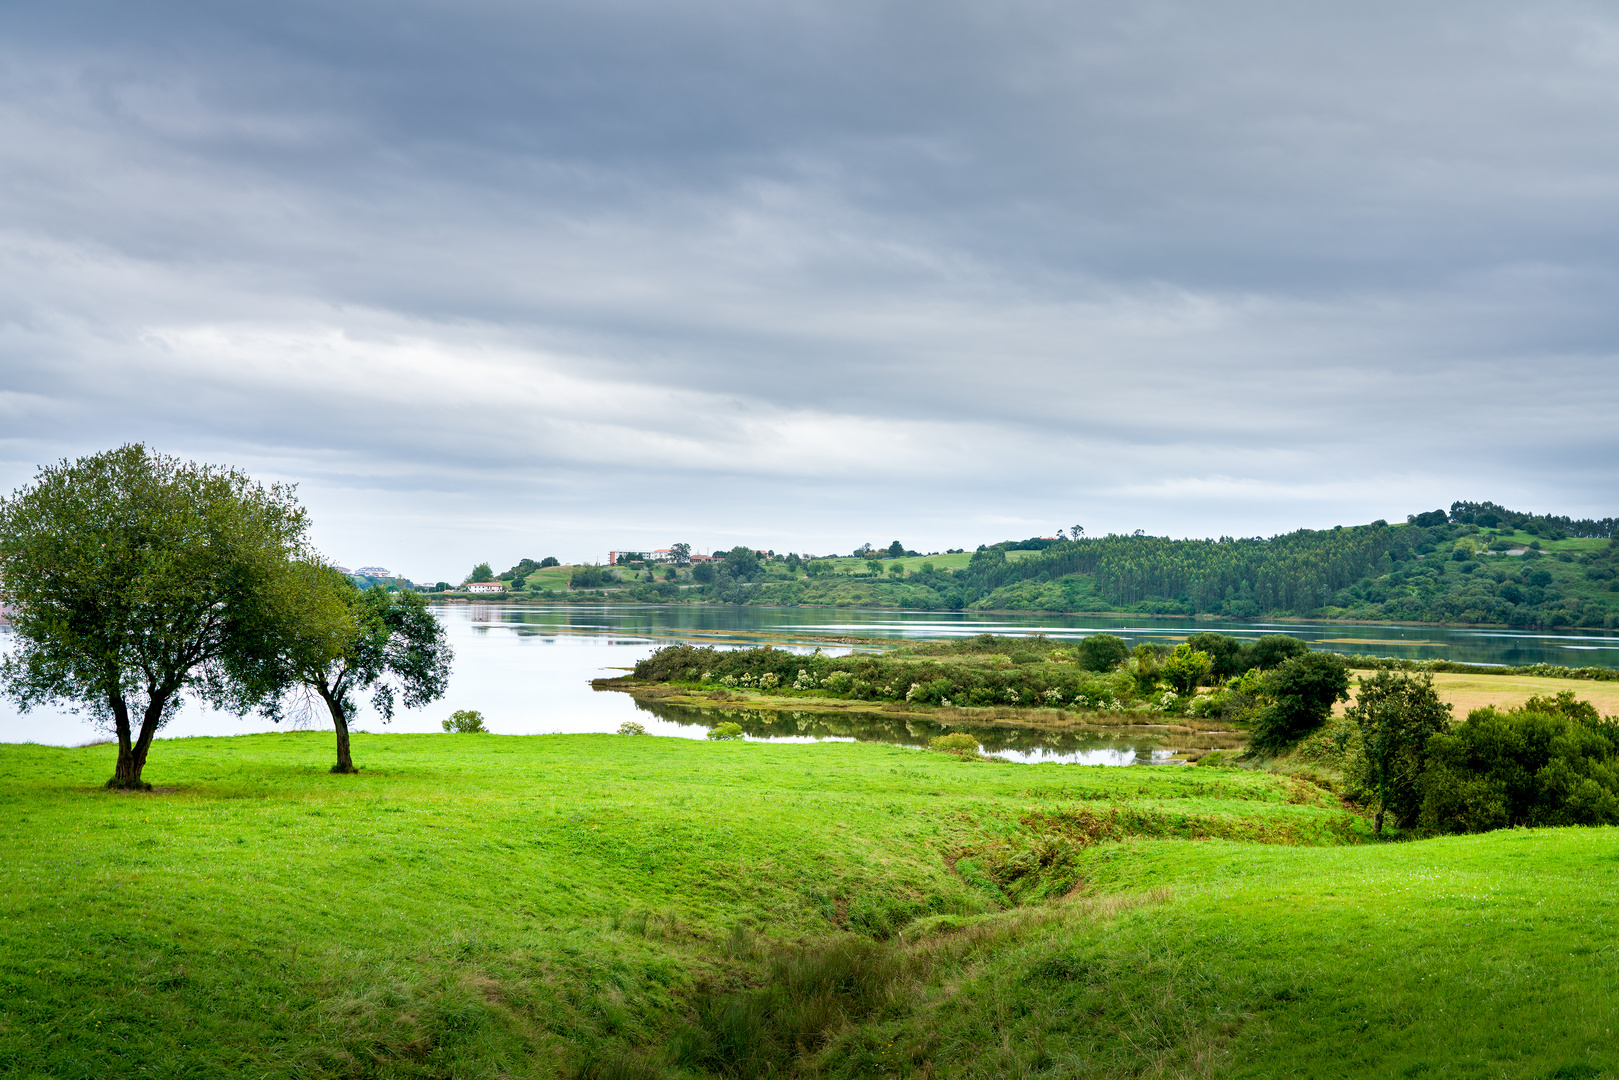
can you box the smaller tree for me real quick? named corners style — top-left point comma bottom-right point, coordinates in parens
top-left (1187, 632), bottom-right (1245, 680)
top-left (887, 562), bottom-right (905, 578)
top-left (1248, 634), bottom-right (1309, 671)
top-left (469, 562), bottom-right (494, 584)
top-left (539, 556), bottom-right (560, 568)
top-left (239, 566), bottom-right (454, 773)
top-left (669, 542), bottom-right (692, 566)
top-left (1076, 634), bottom-right (1129, 672)
top-left (865, 558), bottom-right (883, 576)
top-left (722, 546), bottom-right (762, 580)
top-left (1247, 651), bottom-right (1351, 753)
top-left (1160, 643), bottom-right (1212, 696)
top-left (1347, 670), bottom-right (1452, 835)
top-left (442, 709), bottom-right (487, 733)
top-left (570, 564), bottom-right (609, 589)
top-left (886, 540), bottom-right (905, 559)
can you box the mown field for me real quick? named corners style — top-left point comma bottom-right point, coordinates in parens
top-left (2, 733), bottom-right (1616, 1078)
top-left (1337, 669), bottom-right (1619, 719)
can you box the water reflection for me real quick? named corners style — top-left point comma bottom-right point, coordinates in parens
top-left (6, 600), bottom-right (1615, 749)
top-left (634, 700), bottom-right (1182, 766)
top-left (424, 602), bottom-right (1619, 667)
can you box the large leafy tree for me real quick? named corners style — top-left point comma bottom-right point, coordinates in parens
top-left (0, 446), bottom-right (308, 788)
top-left (237, 563), bottom-right (453, 773)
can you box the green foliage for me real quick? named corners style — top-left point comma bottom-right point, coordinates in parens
top-left (1248, 652), bottom-right (1352, 753)
top-left (1250, 634), bottom-right (1309, 670)
top-left (571, 564), bottom-right (610, 588)
top-left (929, 732), bottom-right (982, 755)
top-left (721, 546), bottom-right (761, 580)
top-left (707, 721), bottom-right (745, 740)
top-left (1159, 643), bottom-right (1212, 696)
top-left (1419, 693), bottom-right (1619, 833)
top-left (1076, 633), bottom-right (1129, 672)
top-left (634, 644), bottom-right (1138, 711)
top-left (1345, 670), bottom-right (1452, 835)
top-left (539, 556), bottom-right (560, 568)
top-left (233, 569), bottom-right (453, 772)
top-left (1186, 632), bottom-right (1246, 678)
top-left (0, 444), bottom-right (309, 789)
top-left (442, 709), bottom-right (488, 733)
top-left (469, 562), bottom-right (494, 583)
top-left (617, 721), bottom-right (648, 736)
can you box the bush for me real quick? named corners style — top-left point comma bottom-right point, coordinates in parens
top-left (1419, 692), bottom-right (1619, 833)
top-left (617, 721), bottom-right (648, 736)
top-left (1247, 652), bottom-right (1351, 753)
top-left (442, 709), bottom-right (488, 733)
top-left (1249, 634), bottom-right (1308, 671)
top-left (1076, 633), bottom-right (1129, 672)
top-left (929, 732), bottom-right (981, 756)
top-left (707, 722), bottom-right (745, 741)
top-left (570, 564), bottom-right (609, 589)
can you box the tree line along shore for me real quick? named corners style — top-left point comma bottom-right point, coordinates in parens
top-left (438, 503), bottom-right (1619, 630)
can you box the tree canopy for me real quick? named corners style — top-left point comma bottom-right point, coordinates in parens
top-left (231, 565), bottom-right (453, 772)
top-left (0, 446), bottom-right (309, 788)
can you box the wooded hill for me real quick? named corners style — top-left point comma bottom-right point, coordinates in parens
top-left (692, 502), bottom-right (1619, 629)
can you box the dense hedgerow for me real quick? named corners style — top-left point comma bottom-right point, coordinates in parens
top-left (632, 644), bottom-right (1137, 709)
top-left (1418, 692), bottom-right (1619, 832)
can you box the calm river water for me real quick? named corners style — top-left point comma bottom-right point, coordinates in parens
top-left (4, 604), bottom-right (1616, 763)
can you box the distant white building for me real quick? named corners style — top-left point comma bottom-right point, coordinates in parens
top-left (466, 581), bottom-right (505, 593)
top-left (333, 565), bottom-right (354, 575)
top-left (357, 566), bottom-right (391, 578)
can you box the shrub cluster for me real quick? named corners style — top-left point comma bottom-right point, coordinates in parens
top-left (1419, 692), bottom-right (1619, 831)
top-left (633, 644), bottom-right (1137, 710)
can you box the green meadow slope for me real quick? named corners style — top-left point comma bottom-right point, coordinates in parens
top-left (1, 734), bottom-right (1615, 1078)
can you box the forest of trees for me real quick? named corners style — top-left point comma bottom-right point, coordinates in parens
top-left (687, 503), bottom-right (1619, 629)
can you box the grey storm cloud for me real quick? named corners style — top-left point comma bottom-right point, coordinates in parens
top-left (2, 0), bottom-right (1617, 576)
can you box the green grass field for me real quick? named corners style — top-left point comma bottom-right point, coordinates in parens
top-left (3, 734), bottom-right (1616, 1078)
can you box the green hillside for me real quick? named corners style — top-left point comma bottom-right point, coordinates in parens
top-left (691, 503), bottom-right (1619, 628)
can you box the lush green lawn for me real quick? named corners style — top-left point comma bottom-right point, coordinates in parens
top-left (2, 734), bottom-right (1615, 1078)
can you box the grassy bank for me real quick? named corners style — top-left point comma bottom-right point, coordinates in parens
top-left (2, 733), bottom-right (1616, 1077)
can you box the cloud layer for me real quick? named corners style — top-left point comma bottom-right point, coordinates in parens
top-left (3, 1), bottom-right (1617, 578)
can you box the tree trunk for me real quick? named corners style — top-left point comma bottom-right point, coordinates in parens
top-left (317, 684), bottom-right (357, 774)
top-left (1374, 807), bottom-right (1385, 837)
top-left (106, 694), bottom-right (141, 790)
top-left (107, 693), bottom-right (165, 790)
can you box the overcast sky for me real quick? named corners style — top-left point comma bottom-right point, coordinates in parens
top-left (3, 1), bottom-right (1617, 580)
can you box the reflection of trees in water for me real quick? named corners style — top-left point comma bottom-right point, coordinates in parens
top-left (634, 700), bottom-right (1161, 757)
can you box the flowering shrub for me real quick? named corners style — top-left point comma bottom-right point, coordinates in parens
top-left (617, 721), bottom-right (648, 736)
top-left (793, 668), bottom-right (819, 690)
top-left (707, 722), bottom-right (745, 741)
top-left (1043, 688), bottom-right (1064, 704)
top-left (721, 675), bottom-right (739, 688)
top-left (759, 672), bottom-right (780, 689)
